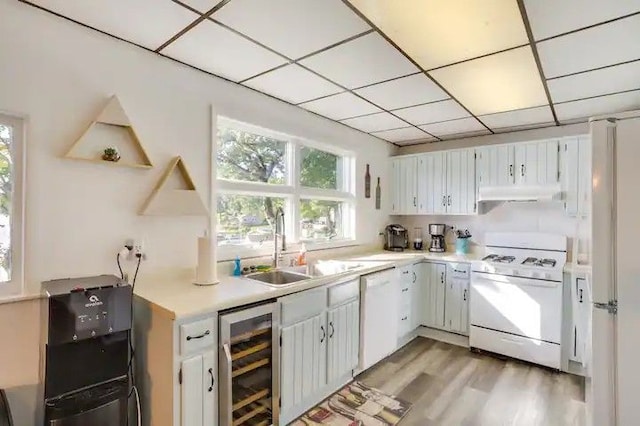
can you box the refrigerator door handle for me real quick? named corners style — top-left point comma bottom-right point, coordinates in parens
top-left (594, 300), bottom-right (618, 315)
top-left (219, 342), bottom-right (233, 425)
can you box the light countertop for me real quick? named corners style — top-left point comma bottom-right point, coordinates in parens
top-left (133, 250), bottom-right (482, 320)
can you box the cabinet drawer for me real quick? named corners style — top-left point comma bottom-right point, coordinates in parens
top-left (328, 278), bottom-right (359, 307)
top-left (280, 287), bottom-right (327, 327)
top-left (448, 262), bottom-right (470, 278)
top-left (180, 317), bottom-right (216, 356)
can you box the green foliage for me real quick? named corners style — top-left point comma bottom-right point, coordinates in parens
top-left (300, 147), bottom-right (337, 189)
top-left (0, 124), bottom-right (12, 275)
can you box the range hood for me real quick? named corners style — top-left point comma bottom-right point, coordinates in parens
top-left (478, 184), bottom-right (562, 203)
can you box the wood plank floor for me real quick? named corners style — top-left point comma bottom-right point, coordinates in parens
top-left (356, 337), bottom-right (586, 426)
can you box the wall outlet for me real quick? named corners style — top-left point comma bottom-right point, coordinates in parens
top-left (133, 240), bottom-right (146, 260)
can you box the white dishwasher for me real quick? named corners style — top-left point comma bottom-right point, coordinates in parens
top-left (360, 268), bottom-right (398, 370)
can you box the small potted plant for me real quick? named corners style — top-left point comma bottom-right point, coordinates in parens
top-left (102, 147), bottom-right (121, 162)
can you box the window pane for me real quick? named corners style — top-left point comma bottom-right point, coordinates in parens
top-left (300, 200), bottom-right (344, 241)
top-left (217, 126), bottom-right (287, 184)
top-left (300, 147), bottom-right (340, 190)
top-left (0, 124), bottom-right (12, 282)
top-left (217, 194), bottom-right (285, 247)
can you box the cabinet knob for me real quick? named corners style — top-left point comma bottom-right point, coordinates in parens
top-left (521, 164), bottom-right (525, 177)
top-left (447, 195), bottom-right (451, 206)
top-left (442, 195), bottom-right (446, 206)
top-left (509, 164), bottom-right (513, 176)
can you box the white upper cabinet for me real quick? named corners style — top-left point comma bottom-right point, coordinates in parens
top-left (514, 140), bottom-right (559, 186)
top-left (562, 135), bottom-right (591, 217)
top-left (391, 156), bottom-right (417, 215)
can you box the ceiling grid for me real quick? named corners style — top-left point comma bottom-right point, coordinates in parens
top-left (18, 0), bottom-right (640, 146)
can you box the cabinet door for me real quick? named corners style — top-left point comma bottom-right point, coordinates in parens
top-left (577, 136), bottom-right (592, 216)
top-left (433, 152), bottom-right (447, 214)
top-left (446, 151), bottom-right (461, 213)
top-left (327, 300), bottom-right (359, 384)
top-left (281, 313), bottom-right (327, 413)
top-left (417, 154), bottom-right (435, 214)
top-left (536, 140), bottom-right (559, 185)
top-left (570, 277), bottom-right (588, 363)
top-left (181, 352), bottom-right (215, 426)
top-left (563, 138), bottom-right (580, 216)
top-left (391, 159), bottom-right (402, 214)
top-left (460, 149), bottom-right (476, 214)
top-left (476, 146), bottom-right (500, 187)
top-left (401, 157), bottom-right (418, 214)
top-left (445, 277), bottom-right (462, 332)
top-left (497, 145), bottom-right (515, 186)
top-left (423, 263), bottom-right (446, 329)
top-left (411, 265), bottom-right (422, 330)
top-left (460, 280), bottom-right (470, 335)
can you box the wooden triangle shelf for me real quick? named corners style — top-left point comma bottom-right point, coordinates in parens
top-left (140, 156), bottom-right (208, 216)
top-left (64, 95), bottom-right (153, 169)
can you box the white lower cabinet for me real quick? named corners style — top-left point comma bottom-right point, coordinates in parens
top-left (422, 262), bottom-right (446, 329)
top-left (181, 351), bottom-right (216, 426)
top-left (279, 278), bottom-right (360, 425)
top-left (420, 262), bottom-right (470, 336)
top-left (445, 277), bottom-right (470, 335)
top-left (568, 276), bottom-right (589, 363)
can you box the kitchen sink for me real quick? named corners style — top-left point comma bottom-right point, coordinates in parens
top-left (245, 270), bottom-right (311, 286)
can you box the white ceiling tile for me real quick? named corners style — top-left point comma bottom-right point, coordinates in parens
top-left (547, 61), bottom-right (640, 103)
top-left (555, 90), bottom-right (640, 122)
top-left (524, 0), bottom-right (640, 40)
top-left (353, 74), bottom-right (449, 110)
top-left (299, 33), bottom-right (419, 89)
top-left (537, 14), bottom-right (640, 78)
top-left (479, 106), bottom-right (554, 129)
top-left (29, 0), bottom-right (199, 49)
top-left (341, 112), bottom-right (408, 133)
top-left (299, 92), bottom-right (381, 120)
top-left (350, 0), bottom-right (528, 69)
top-left (419, 117), bottom-right (486, 137)
top-left (393, 100), bottom-right (470, 125)
top-left (162, 20), bottom-right (287, 82)
top-left (243, 64), bottom-right (342, 104)
top-left (178, 0), bottom-right (225, 13)
top-left (213, 0), bottom-right (370, 59)
top-left (429, 46), bottom-right (548, 115)
top-left (371, 127), bottom-right (433, 143)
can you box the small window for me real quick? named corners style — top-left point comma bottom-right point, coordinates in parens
top-left (0, 124), bottom-right (13, 282)
top-left (300, 199), bottom-right (345, 241)
top-left (300, 147), bottom-right (342, 190)
top-left (216, 194), bottom-right (286, 248)
top-left (217, 125), bottom-right (287, 185)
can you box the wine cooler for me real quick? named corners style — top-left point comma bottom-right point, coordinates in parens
top-left (219, 301), bottom-right (280, 426)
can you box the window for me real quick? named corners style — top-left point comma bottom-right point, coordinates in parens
top-left (0, 114), bottom-right (24, 296)
top-left (216, 117), bottom-right (354, 256)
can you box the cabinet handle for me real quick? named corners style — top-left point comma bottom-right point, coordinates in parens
top-left (320, 325), bottom-right (326, 343)
top-left (579, 289), bottom-right (583, 303)
top-left (402, 270), bottom-right (409, 275)
top-left (521, 164), bottom-right (525, 177)
top-left (509, 164), bottom-right (513, 176)
top-left (463, 289), bottom-right (467, 301)
top-left (442, 195), bottom-right (446, 206)
top-left (441, 272), bottom-right (445, 284)
top-left (454, 269), bottom-right (466, 274)
top-left (186, 329), bottom-right (210, 341)
top-left (447, 195), bottom-right (451, 206)
top-left (412, 271), bottom-right (416, 283)
top-left (402, 288), bottom-right (409, 292)
top-left (413, 196), bottom-right (417, 207)
top-left (207, 368), bottom-right (214, 392)
top-left (329, 322), bottom-right (335, 338)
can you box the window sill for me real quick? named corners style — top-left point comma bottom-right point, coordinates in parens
top-left (0, 289), bottom-right (42, 305)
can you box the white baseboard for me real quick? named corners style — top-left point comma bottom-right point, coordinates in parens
top-left (417, 326), bottom-right (469, 348)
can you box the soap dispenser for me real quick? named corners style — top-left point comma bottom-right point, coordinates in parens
top-left (233, 256), bottom-right (242, 276)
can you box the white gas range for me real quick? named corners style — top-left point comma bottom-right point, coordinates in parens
top-left (470, 232), bottom-right (567, 369)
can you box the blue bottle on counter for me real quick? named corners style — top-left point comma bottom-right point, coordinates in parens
top-left (233, 256), bottom-right (242, 276)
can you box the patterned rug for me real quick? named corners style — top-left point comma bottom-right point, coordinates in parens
top-left (291, 381), bottom-right (412, 426)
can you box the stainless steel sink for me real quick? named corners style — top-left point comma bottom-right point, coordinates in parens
top-left (245, 269), bottom-right (311, 286)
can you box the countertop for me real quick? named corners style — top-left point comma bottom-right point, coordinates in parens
top-left (133, 250), bottom-right (482, 320)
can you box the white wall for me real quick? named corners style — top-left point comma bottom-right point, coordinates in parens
top-left (0, 1), bottom-right (392, 422)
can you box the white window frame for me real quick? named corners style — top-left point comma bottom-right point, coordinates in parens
top-left (0, 113), bottom-right (26, 298)
top-left (216, 117), bottom-right (356, 260)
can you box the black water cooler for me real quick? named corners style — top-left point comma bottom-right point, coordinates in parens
top-left (42, 275), bottom-right (132, 426)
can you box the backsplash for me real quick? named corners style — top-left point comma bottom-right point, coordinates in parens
top-left (395, 201), bottom-right (589, 261)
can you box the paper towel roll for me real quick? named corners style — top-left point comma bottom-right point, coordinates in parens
top-left (194, 236), bottom-right (219, 286)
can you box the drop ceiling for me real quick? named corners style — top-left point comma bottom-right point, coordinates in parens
top-left (23, 0), bottom-right (640, 146)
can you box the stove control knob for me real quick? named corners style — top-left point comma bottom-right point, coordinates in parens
top-left (91, 330), bottom-right (96, 337)
top-left (72, 334), bottom-right (77, 341)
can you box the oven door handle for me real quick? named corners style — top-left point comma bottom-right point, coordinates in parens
top-left (471, 273), bottom-right (560, 288)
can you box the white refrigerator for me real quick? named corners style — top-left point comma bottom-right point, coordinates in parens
top-left (589, 110), bottom-right (640, 426)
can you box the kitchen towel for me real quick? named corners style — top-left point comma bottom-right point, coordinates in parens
top-left (194, 234), bottom-right (219, 286)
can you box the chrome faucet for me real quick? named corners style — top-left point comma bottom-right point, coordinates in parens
top-left (273, 207), bottom-right (286, 268)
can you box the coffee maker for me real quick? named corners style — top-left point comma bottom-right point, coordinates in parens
top-left (429, 224), bottom-right (446, 252)
top-left (383, 224), bottom-right (408, 251)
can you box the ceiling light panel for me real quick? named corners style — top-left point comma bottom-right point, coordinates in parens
top-left (537, 14), bottom-right (640, 78)
top-left (178, 0), bottom-right (226, 14)
top-left (420, 117), bottom-right (486, 137)
top-left (243, 65), bottom-right (343, 104)
top-left (548, 60), bottom-right (640, 103)
top-left (299, 92), bottom-right (381, 120)
top-left (349, 0), bottom-right (528, 70)
top-left (213, 0), bottom-right (370, 59)
top-left (341, 112), bottom-right (408, 133)
top-left (555, 90), bottom-right (640, 122)
top-left (162, 20), bottom-right (287, 82)
top-left (299, 33), bottom-right (418, 89)
top-left (371, 127), bottom-right (433, 143)
top-left (353, 74), bottom-right (449, 110)
top-left (29, 0), bottom-right (199, 49)
top-left (479, 106), bottom-right (554, 129)
top-left (524, 0), bottom-right (640, 41)
top-left (429, 46), bottom-right (548, 115)
top-left (393, 100), bottom-right (470, 125)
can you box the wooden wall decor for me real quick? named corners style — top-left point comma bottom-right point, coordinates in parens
top-left (64, 95), bottom-right (153, 169)
top-left (140, 156), bottom-right (208, 216)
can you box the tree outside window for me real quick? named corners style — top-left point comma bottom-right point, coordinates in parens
top-left (0, 124), bottom-right (13, 281)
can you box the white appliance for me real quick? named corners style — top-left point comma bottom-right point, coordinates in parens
top-left (470, 232), bottom-right (567, 369)
top-left (360, 268), bottom-right (398, 370)
top-left (588, 111), bottom-right (640, 426)
top-left (478, 183), bottom-right (562, 203)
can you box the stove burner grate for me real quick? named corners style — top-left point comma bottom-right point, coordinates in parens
top-left (482, 254), bottom-right (516, 264)
top-left (522, 257), bottom-right (557, 268)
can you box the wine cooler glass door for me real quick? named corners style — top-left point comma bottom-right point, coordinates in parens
top-left (219, 302), bottom-right (280, 426)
